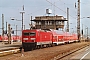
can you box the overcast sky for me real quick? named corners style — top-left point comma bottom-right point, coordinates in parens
top-left (0, 0), bottom-right (90, 35)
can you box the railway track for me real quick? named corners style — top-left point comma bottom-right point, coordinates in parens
top-left (0, 42), bottom-right (22, 57)
top-left (0, 42), bottom-right (90, 60)
top-left (0, 47), bottom-right (20, 57)
top-left (52, 43), bottom-right (90, 60)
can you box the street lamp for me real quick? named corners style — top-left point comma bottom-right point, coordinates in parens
top-left (11, 18), bottom-right (25, 30)
top-left (11, 17), bottom-right (22, 21)
top-left (11, 6), bottom-right (25, 31)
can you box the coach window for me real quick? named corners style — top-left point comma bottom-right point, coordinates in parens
top-left (23, 32), bottom-right (29, 36)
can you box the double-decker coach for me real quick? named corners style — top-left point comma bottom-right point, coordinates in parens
top-left (51, 29), bottom-right (64, 45)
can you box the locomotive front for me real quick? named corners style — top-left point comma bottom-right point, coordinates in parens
top-left (22, 30), bottom-right (37, 51)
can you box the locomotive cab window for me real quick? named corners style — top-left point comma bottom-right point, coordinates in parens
top-left (30, 32), bottom-right (36, 36)
top-left (23, 33), bottom-right (29, 36)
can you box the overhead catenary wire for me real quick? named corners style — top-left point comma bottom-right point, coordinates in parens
top-left (58, 0), bottom-right (77, 14)
top-left (46, 0), bottom-right (76, 19)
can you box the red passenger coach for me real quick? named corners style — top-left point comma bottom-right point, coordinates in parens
top-left (72, 33), bottom-right (78, 42)
top-left (51, 30), bottom-right (64, 45)
top-left (22, 29), bottom-right (53, 50)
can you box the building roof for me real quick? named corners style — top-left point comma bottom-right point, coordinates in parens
top-left (32, 16), bottom-right (67, 21)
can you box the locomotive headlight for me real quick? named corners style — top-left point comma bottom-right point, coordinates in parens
top-left (30, 38), bottom-right (36, 40)
top-left (23, 38), bottom-right (28, 40)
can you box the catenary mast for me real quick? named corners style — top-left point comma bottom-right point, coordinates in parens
top-left (77, 0), bottom-right (80, 41)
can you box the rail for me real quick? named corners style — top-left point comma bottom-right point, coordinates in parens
top-left (0, 48), bottom-right (20, 57)
top-left (51, 44), bottom-right (90, 60)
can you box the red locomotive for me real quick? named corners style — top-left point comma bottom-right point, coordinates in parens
top-left (22, 29), bottom-right (78, 51)
top-left (22, 29), bottom-right (53, 50)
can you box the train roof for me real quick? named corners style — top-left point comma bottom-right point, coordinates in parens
top-left (50, 29), bottom-right (75, 36)
top-left (50, 29), bottom-right (64, 35)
